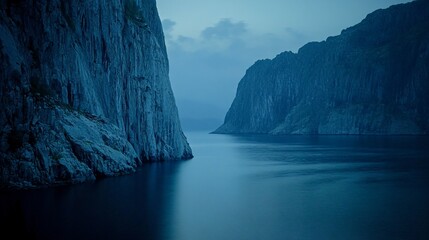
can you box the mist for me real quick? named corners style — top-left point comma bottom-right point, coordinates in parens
top-left (1, 1), bottom-right (427, 239)
top-left (157, 0), bottom-right (412, 130)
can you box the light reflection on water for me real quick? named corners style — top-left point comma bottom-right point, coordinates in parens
top-left (1, 132), bottom-right (428, 240)
top-left (171, 133), bottom-right (429, 240)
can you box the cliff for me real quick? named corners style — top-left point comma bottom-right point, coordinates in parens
top-left (0, 0), bottom-right (192, 189)
top-left (215, 0), bottom-right (429, 135)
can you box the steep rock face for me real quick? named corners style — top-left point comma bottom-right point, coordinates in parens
top-left (216, 0), bottom-right (429, 135)
top-left (0, 0), bottom-right (192, 188)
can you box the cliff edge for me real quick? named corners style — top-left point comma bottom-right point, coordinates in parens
top-left (215, 0), bottom-right (429, 135)
top-left (0, 0), bottom-right (192, 189)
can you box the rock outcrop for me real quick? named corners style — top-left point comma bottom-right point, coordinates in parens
top-left (215, 0), bottom-right (429, 135)
top-left (0, 0), bottom-right (192, 189)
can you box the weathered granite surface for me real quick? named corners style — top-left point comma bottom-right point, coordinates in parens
top-left (0, 0), bottom-right (192, 188)
top-left (215, 0), bottom-right (429, 135)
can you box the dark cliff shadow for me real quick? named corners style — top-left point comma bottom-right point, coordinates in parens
top-left (0, 162), bottom-right (184, 240)
top-left (226, 134), bottom-right (429, 185)
top-left (0, 199), bottom-right (36, 239)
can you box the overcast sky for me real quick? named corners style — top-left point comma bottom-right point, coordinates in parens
top-left (156, 0), bottom-right (412, 129)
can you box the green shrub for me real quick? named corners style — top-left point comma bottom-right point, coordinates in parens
top-left (125, 0), bottom-right (147, 28)
top-left (60, 2), bottom-right (76, 31)
top-left (51, 151), bottom-right (63, 161)
top-left (30, 76), bottom-right (53, 98)
top-left (7, 129), bottom-right (25, 152)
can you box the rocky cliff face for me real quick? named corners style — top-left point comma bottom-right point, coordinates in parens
top-left (215, 0), bottom-right (429, 135)
top-left (0, 0), bottom-right (192, 189)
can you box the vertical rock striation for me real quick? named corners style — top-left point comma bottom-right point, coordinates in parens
top-left (0, 0), bottom-right (192, 188)
top-left (215, 0), bottom-right (429, 135)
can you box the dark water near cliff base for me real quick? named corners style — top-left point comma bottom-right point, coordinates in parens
top-left (1, 132), bottom-right (429, 240)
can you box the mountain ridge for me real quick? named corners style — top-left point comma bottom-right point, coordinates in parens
top-left (215, 0), bottom-right (429, 135)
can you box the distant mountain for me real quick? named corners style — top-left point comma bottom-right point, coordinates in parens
top-left (215, 0), bottom-right (429, 135)
top-left (176, 98), bottom-right (225, 131)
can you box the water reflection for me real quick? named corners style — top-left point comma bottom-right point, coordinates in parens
top-left (1, 133), bottom-right (428, 240)
top-left (228, 134), bottom-right (429, 184)
top-left (171, 133), bottom-right (429, 240)
top-left (0, 163), bottom-right (183, 240)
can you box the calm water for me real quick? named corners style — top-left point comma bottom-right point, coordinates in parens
top-left (1, 132), bottom-right (429, 240)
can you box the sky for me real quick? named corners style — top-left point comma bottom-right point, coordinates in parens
top-left (156, 0), bottom-right (412, 130)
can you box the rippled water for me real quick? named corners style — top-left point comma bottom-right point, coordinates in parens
top-left (1, 132), bottom-right (429, 240)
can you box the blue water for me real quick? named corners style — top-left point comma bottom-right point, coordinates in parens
top-left (1, 132), bottom-right (429, 240)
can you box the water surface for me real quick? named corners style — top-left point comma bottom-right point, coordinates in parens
top-left (1, 132), bottom-right (428, 240)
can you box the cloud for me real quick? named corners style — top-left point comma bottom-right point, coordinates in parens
top-left (174, 35), bottom-right (198, 52)
top-left (163, 18), bottom-right (310, 122)
top-left (162, 19), bottom-right (176, 41)
top-left (284, 27), bottom-right (307, 40)
top-left (201, 19), bottom-right (247, 40)
top-left (162, 19), bottom-right (176, 33)
top-left (164, 19), bottom-right (250, 52)
top-left (165, 19), bottom-right (307, 54)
